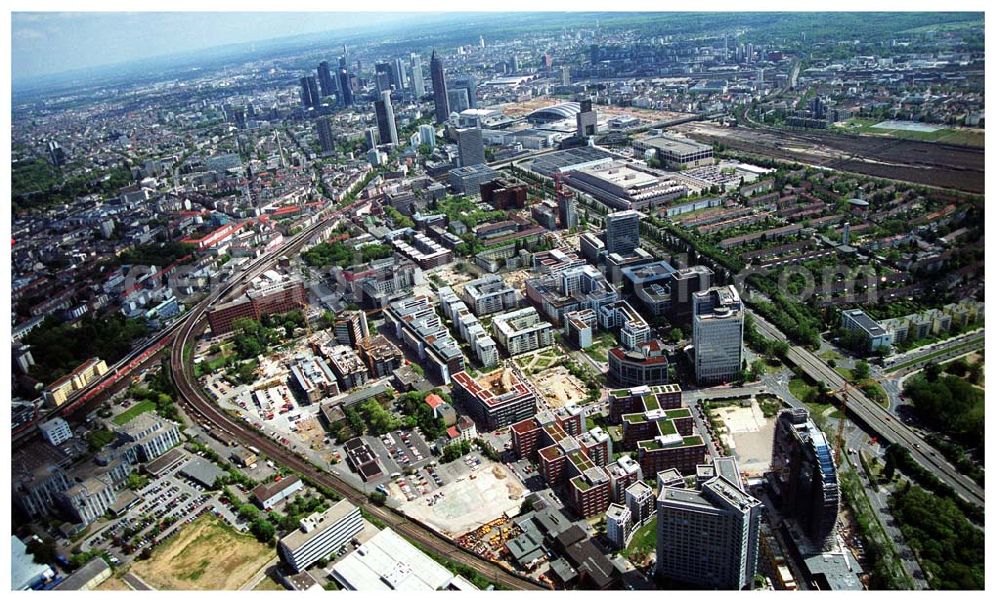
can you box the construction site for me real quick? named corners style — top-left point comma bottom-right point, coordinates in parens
top-left (398, 461), bottom-right (526, 538)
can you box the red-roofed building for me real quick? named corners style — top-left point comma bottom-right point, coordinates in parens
top-left (425, 393), bottom-right (445, 409)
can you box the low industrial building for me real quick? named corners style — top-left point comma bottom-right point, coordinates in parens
top-left (330, 527), bottom-right (479, 591)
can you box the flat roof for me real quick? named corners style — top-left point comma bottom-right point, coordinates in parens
top-left (331, 528), bottom-right (478, 591)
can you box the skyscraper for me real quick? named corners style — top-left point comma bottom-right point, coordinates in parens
top-left (300, 75), bottom-right (320, 109)
top-left (393, 57), bottom-right (407, 91)
top-left (410, 53), bottom-right (425, 97)
top-left (364, 127), bottom-right (380, 151)
top-left (604, 209), bottom-right (641, 256)
top-left (374, 62), bottom-right (393, 93)
top-left (317, 61), bottom-right (335, 98)
top-left (315, 117), bottom-right (335, 154)
top-left (576, 98), bottom-right (597, 138)
top-left (375, 91), bottom-right (398, 146)
top-left (430, 51), bottom-right (450, 124)
top-left (418, 124), bottom-right (436, 147)
top-left (338, 65), bottom-right (354, 107)
top-left (770, 409), bottom-right (840, 553)
top-left (510, 54), bottom-right (520, 71)
top-left (692, 285), bottom-right (744, 385)
top-left (557, 190), bottom-right (578, 230)
top-left (656, 457), bottom-right (762, 590)
top-left (456, 128), bottom-right (485, 167)
top-left (456, 77), bottom-right (477, 109)
top-left (560, 66), bottom-right (572, 86)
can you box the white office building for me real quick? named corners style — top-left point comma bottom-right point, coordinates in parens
top-left (39, 417), bottom-right (73, 447)
top-left (492, 307), bottom-right (554, 355)
top-left (279, 500), bottom-right (364, 572)
top-left (692, 285), bottom-right (744, 385)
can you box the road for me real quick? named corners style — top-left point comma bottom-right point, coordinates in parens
top-left (122, 572), bottom-right (154, 591)
top-left (881, 329), bottom-right (984, 374)
top-left (167, 201), bottom-right (544, 590)
top-left (748, 309), bottom-right (984, 508)
top-left (846, 450), bottom-right (928, 589)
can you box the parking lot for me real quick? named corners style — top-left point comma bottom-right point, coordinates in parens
top-left (79, 451), bottom-right (239, 564)
top-left (373, 429), bottom-right (433, 472)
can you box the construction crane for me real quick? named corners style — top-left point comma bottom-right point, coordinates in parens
top-left (832, 382), bottom-right (851, 467)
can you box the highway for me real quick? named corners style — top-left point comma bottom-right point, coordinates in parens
top-left (748, 309), bottom-right (985, 508)
top-left (167, 201), bottom-right (545, 590)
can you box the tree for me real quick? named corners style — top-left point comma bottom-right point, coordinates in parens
top-left (668, 327), bottom-right (683, 343)
top-left (250, 518), bottom-right (275, 543)
top-left (368, 491), bottom-right (387, 506)
top-left (924, 363), bottom-right (941, 382)
top-left (852, 360), bottom-right (871, 381)
top-left (827, 359), bottom-right (837, 369)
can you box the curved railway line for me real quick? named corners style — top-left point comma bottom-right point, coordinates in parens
top-left (167, 202), bottom-right (545, 591)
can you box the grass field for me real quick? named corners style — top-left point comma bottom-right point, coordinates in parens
top-left (832, 117), bottom-right (983, 148)
top-left (112, 400), bottom-right (157, 426)
top-left (130, 515), bottom-right (274, 590)
top-left (624, 520), bottom-right (657, 563)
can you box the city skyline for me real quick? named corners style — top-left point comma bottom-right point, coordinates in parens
top-left (6, 7), bottom-right (987, 594)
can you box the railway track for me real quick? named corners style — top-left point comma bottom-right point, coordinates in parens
top-left (749, 310), bottom-right (984, 507)
top-left (166, 202), bottom-right (545, 590)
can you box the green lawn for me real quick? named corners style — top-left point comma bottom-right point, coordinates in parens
top-left (112, 400), bottom-right (158, 425)
top-left (624, 520), bottom-right (657, 561)
top-left (831, 118), bottom-right (983, 148)
top-left (788, 378), bottom-right (812, 402)
top-left (818, 350), bottom-right (842, 362)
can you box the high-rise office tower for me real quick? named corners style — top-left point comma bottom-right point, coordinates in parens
top-left (365, 127), bottom-right (380, 151)
top-left (393, 57), bottom-right (407, 91)
top-left (770, 409), bottom-right (840, 553)
top-left (410, 53), bottom-right (425, 97)
top-left (692, 285), bottom-right (744, 385)
top-left (667, 265), bottom-right (713, 325)
top-left (456, 77), bottom-right (477, 109)
top-left (374, 62), bottom-right (393, 93)
top-left (561, 66), bottom-right (572, 86)
top-left (604, 209), bottom-right (641, 256)
top-left (232, 106), bottom-right (247, 130)
top-left (656, 457), bottom-right (762, 590)
top-left (418, 123), bottom-right (436, 147)
top-left (456, 128), bottom-right (485, 167)
top-left (315, 117), bottom-right (335, 154)
top-left (374, 91), bottom-right (398, 146)
top-left (47, 140), bottom-right (66, 167)
top-left (317, 61), bottom-right (336, 98)
top-left (510, 54), bottom-right (520, 71)
top-left (300, 75), bottom-right (320, 109)
top-left (430, 51), bottom-right (450, 124)
top-left (479, 35), bottom-right (485, 48)
top-left (338, 58), bottom-right (354, 107)
top-left (557, 190), bottom-right (578, 230)
top-left (447, 88), bottom-right (470, 113)
top-left (576, 98), bottom-right (597, 138)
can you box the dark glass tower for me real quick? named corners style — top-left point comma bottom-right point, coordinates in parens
top-left (430, 51), bottom-right (450, 124)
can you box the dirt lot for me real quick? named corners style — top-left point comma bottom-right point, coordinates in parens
top-left (673, 121), bottom-right (984, 194)
top-left (711, 400), bottom-right (776, 477)
top-left (532, 366), bottom-right (588, 408)
top-left (399, 462), bottom-right (525, 538)
top-left (129, 515), bottom-right (274, 590)
top-left (296, 417), bottom-right (327, 451)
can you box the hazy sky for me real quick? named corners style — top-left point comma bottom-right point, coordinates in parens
top-left (11, 12), bottom-right (430, 82)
